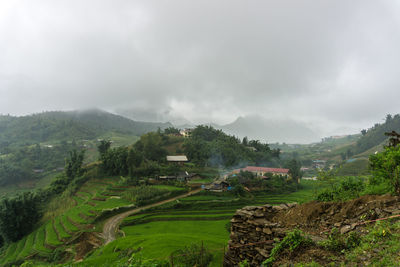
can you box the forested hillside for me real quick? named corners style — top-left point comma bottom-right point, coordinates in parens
top-left (355, 114), bottom-right (400, 154)
top-left (0, 109), bottom-right (171, 193)
top-left (184, 125), bottom-right (281, 167)
top-left (0, 109), bottom-right (171, 148)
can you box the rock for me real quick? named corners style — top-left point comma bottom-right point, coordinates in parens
top-left (236, 210), bottom-right (254, 217)
top-left (375, 208), bottom-right (382, 216)
top-left (243, 206), bottom-right (259, 211)
top-left (254, 210), bottom-right (264, 217)
top-left (255, 247), bottom-right (269, 258)
top-left (263, 228), bottom-right (272, 235)
top-left (230, 217), bottom-right (243, 223)
top-left (340, 225), bottom-right (352, 234)
top-left (272, 205), bottom-right (285, 211)
top-left (248, 218), bottom-right (270, 226)
top-left (279, 204), bottom-right (288, 209)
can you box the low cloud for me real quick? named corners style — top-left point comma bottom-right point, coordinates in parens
top-left (1, 0), bottom-right (400, 137)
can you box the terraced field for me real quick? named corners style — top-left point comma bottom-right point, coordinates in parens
top-left (0, 179), bottom-right (187, 266)
top-left (75, 180), bottom-right (319, 267)
top-left (0, 179), bottom-right (319, 266)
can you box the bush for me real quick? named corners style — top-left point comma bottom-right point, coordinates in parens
top-left (370, 145), bottom-right (400, 195)
top-left (262, 229), bottom-right (313, 266)
top-left (320, 228), bottom-right (346, 252)
top-left (316, 176), bottom-right (365, 202)
top-left (320, 228), bottom-right (361, 252)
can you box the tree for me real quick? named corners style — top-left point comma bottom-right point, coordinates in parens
top-left (97, 140), bottom-right (111, 159)
top-left (286, 159), bottom-right (302, 183)
top-left (65, 149), bottom-right (85, 180)
top-left (164, 127), bottom-right (180, 135)
top-left (0, 192), bottom-right (41, 242)
top-left (370, 145), bottom-right (400, 195)
top-left (361, 129), bottom-right (367, 136)
top-left (242, 136), bottom-right (248, 146)
top-left (134, 132), bottom-right (167, 162)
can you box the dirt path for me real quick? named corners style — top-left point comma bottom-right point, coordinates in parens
top-left (102, 188), bottom-right (202, 245)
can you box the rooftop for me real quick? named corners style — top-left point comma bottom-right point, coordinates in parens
top-left (166, 155), bottom-right (188, 162)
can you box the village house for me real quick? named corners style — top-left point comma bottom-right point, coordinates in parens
top-left (230, 166), bottom-right (289, 178)
top-left (157, 171), bottom-right (194, 182)
top-left (166, 155), bottom-right (188, 166)
top-left (205, 180), bottom-right (230, 192)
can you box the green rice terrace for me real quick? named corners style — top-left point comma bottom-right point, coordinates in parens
top-left (0, 178), bottom-right (189, 266)
top-left (0, 179), bottom-right (319, 266)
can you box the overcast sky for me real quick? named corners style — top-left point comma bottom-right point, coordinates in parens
top-left (1, 0), bottom-right (400, 137)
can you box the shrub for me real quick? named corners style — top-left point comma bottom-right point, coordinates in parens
top-left (320, 228), bottom-right (346, 252)
top-left (320, 228), bottom-right (361, 252)
top-left (262, 229), bottom-right (313, 266)
top-left (316, 176), bottom-right (365, 202)
top-left (369, 145), bottom-right (400, 195)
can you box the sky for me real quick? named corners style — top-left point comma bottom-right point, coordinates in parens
top-left (1, 0), bottom-right (400, 139)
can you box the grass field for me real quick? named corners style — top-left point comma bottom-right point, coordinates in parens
top-left (73, 179), bottom-right (320, 266)
top-left (0, 178), bottom-right (320, 266)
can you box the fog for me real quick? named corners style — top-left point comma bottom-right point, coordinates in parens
top-left (1, 0), bottom-right (400, 141)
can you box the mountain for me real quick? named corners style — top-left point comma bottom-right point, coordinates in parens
top-left (114, 108), bottom-right (192, 127)
top-left (218, 115), bottom-right (320, 144)
top-left (0, 109), bottom-right (172, 147)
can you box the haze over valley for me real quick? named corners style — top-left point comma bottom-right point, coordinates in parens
top-left (1, 1), bottom-right (400, 266)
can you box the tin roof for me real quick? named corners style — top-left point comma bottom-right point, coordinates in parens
top-left (166, 155), bottom-right (188, 162)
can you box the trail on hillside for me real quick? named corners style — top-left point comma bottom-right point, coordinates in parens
top-left (102, 188), bottom-right (202, 244)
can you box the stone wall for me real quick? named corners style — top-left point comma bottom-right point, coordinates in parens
top-left (224, 195), bottom-right (400, 266)
top-left (223, 204), bottom-right (295, 266)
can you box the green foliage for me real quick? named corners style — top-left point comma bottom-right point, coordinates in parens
top-left (163, 127), bottom-right (180, 135)
top-left (369, 145), bottom-right (400, 194)
top-left (0, 192), bottom-right (41, 242)
top-left (316, 176), bottom-right (365, 202)
top-left (262, 229), bottom-right (313, 266)
top-left (345, 231), bottom-right (361, 249)
top-left (285, 159), bottom-right (303, 182)
top-left (239, 259), bottom-right (250, 267)
top-left (367, 221), bottom-right (392, 241)
top-left (337, 158), bottom-right (370, 176)
top-left (100, 147), bottom-right (129, 176)
top-left (65, 149), bottom-right (85, 180)
top-left (320, 228), bottom-right (361, 252)
top-left (134, 132), bottom-right (167, 162)
top-left (183, 125), bottom-right (280, 167)
top-left (354, 114), bottom-right (400, 154)
top-left (0, 142), bottom-right (79, 186)
top-left (320, 228), bottom-right (346, 252)
top-left (0, 110), bottom-right (170, 146)
top-left (171, 243), bottom-right (213, 267)
top-left (98, 140), bottom-right (111, 159)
